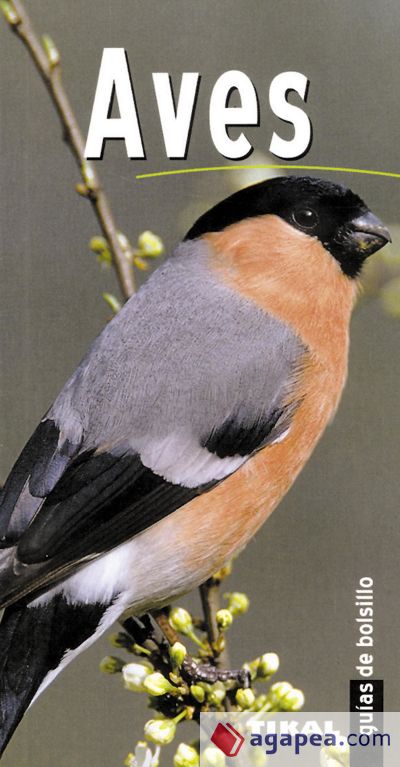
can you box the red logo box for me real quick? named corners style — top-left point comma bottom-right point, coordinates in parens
top-left (211, 722), bottom-right (245, 757)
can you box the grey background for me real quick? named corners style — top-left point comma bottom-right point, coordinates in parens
top-left (0, 1), bottom-right (399, 764)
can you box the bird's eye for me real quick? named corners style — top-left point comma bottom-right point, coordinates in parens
top-left (292, 208), bottom-right (319, 230)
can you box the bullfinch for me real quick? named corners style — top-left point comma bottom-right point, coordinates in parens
top-left (0, 176), bottom-right (390, 753)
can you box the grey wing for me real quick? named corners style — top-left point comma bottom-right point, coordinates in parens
top-left (0, 240), bottom-right (305, 607)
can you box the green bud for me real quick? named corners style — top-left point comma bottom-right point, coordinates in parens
top-left (203, 746), bottom-right (226, 767)
top-left (213, 634), bottom-right (226, 654)
top-left (75, 182), bottom-right (89, 197)
top-left (42, 34), bottom-right (60, 67)
top-left (170, 641), bottom-right (187, 667)
top-left (89, 236), bottom-right (108, 253)
top-left (81, 160), bottom-right (96, 191)
top-left (109, 632), bottom-right (130, 649)
top-left (97, 250), bottom-right (112, 268)
top-left (258, 652), bottom-right (279, 678)
top-left (224, 592), bottom-right (249, 616)
top-left (143, 672), bottom-right (177, 696)
top-left (150, 748), bottom-right (161, 767)
top-left (280, 687), bottom-right (305, 711)
top-left (216, 609), bottom-right (233, 630)
top-left (269, 681), bottom-right (293, 704)
top-left (321, 741), bottom-right (349, 767)
top-left (0, 1), bottom-right (20, 25)
top-left (243, 658), bottom-right (260, 681)
top-left (173, 742), bottom-right (199, 767)
top-left (253, 694), bottom-right (268, 711)
top-left (125, 742), bottom-right (161, 767)
top-left (102, 292), bottom-right (122, 314)
top-left (327, 742), bottom-right (350, 760)
top-left (213, 561), bottom-right (233, 581)
top-left (138, 230), bottom-right (164, 257)
top-left (169, 607), bottom-right (194, 635)
top-left (122, 662), bottom-right (152, 692)
top-left (190, 684), bottom-right (205, 703)
top-left (236, 687), bottom-right (256, 709)
top-left (133, 255), bottom-right (150, 271)
top-left (117, 231), bottom-right (130, 251)
top-left (207, 684), bottom-right (226, 706)
top-left (99, 655), bottom-right (123, 674)
top-left (144, 718), bottom-right (177, 745)
top-left (124, 743), bottom-right (149, 767)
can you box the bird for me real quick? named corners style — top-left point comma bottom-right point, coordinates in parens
top-left (0, 175), bottom-right (390, 754)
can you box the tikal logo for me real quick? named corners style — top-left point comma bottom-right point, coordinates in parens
top-left (211, 722), bottom-right (245, 757)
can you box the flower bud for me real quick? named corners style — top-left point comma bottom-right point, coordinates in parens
top-left (258, 652), bottom-right (279, 678)
top-left (89, 236), bottom-right (112, 266)
top-left (320, 740), bottom-right (349, 767)
top-left (213, 561), bottom-right (233, 581)
top-left (253, 694), bottom-right (268, 711)
top-left (99, 655), bottom-right (123, 674)
top-left (213, 634), bottom-right (226, 654)
top-left (138, 231), bottom-right (164, 257)
top-left (90, 236), bottom-right (108, 253)
top-left (280, 687), bottom-right (305, 711)
top-left (170, 641), bottom-right (187, 667)
top-left (203, 746), bottom-right (226, 767)
top-left (124, 742), bottom-right (160, 767)
top-left (169, 607), bottom-right (194, 635)
top-left (190, 684), bottom-right (205, 703)
top-left (124, 743), bottom-right (148, 767)
top-left (142, 672), bottom-right (176, 696)
top-left (173, 742), bottom-right (199, 767)
top-left (102, 292), bottom-right (122, 315)
top-left (268, 681), bottom-right (293, 704)
top-left (42, 35), bottom-right (60, 68)
top-left (224, 592), bottom-right (249, 616)
top-left (117, 231), bottom-right (130, 251)
top-left (81, 160), bottom-right (96, 191)
top-left (243, 658), bottom-right (260, 681)
top-left (75, 182), bottom-right (89, 197)
top-left (216, 609), bottom-right (233, 630)
top-left (236, 687), bottom-right (256, 709)
top-left (0, 1), bottom-right (20, 25)
top-left (150, 747), bottom-right (161, 767)
top-left (144, 718), bottom-right (177, 745)
top-left (122, 662), bottom-right (152, 692)
top-left (109, 632), bottom-right (130, 649)
top-left (207, 685), bottom-right (226, 706)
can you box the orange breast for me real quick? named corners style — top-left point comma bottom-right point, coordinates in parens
top-left (146, 216), bottom-right (358, 582)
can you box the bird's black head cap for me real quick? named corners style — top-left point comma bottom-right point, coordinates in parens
top-left (185, 176), bottom-right (390, 278)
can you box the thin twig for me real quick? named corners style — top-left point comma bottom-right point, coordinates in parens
top-left (152, 609), bottom-right (181, 646)
top-left (200, 578), bottom-right (230, 670)
top-left (3, 0), bottom-right (135, 299)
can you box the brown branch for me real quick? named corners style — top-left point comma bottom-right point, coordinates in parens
top-left (3, 0), bottom-right (135, 300)
top-left (200, 578), bottom-right (230, 670)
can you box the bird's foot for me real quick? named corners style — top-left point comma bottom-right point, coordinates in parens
top-left (120, 611), bottom-right (251, 690)
top-left (181, 655), bottom-right (251, 688)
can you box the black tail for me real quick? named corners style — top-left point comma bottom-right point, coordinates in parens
top-left (0, 597), bottom-right (106, 756)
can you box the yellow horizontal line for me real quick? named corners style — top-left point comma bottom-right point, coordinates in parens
top-left (136, 164), bottom-right (400, 180)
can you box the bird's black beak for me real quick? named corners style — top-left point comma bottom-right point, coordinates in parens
top-left (348, 211), bottom-right (391, 257)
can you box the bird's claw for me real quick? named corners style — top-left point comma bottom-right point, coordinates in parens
top-left (181, 656), bottom-right (251, 688)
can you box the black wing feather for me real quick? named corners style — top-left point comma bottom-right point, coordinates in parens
top-left (0, 450), bottom-right (204, 609)
top-left (0, 419), bottom-right (82, 543)
top-left (0, 395), bottom-right (299, 609)
top-left (0, 597), bottom-right (106, 756)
